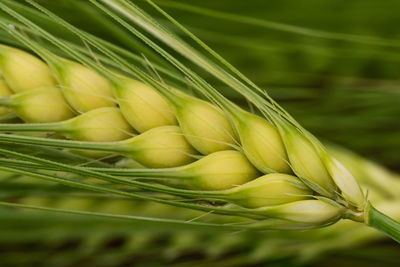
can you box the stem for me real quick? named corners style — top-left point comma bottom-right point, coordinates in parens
top-left (0, 158), bottom-right (189, 180)
top-left (88, 166), bottom-right (187, 178)
top-left (366, 203), bottom-right (400, 243)
top-left (0, 133), bottom-right (125, 152)
top-left (0, 121), bottom-right (67, 132)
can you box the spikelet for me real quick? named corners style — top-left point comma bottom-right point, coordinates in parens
top-left (117, 126), bottom-right (197, 168)
top-left (64, 107), bottom-right (134, 142)
top-left (232, 109), bottom-right (291, 174)
top-left (0, 87), bottom-right (74, 123)
top-left (225, 173), bottom-right (311, 208)
top-left (53, 58), bottom-right (115, 112)
top-left (251, 199), bottom-right (346, 229)
top-left (323, 155), bottom-right (365, 210)
top-left (278, 121), bottom-right (336, 197)
top-left (171, 90), bottom-right (236, 155)
top-left (159, 150), bottom-right (260, 190)
top-left (184, 150), bottom-right (260, 190)
top-left (0, 45), bottom-right (55, 92)
top-left (113, 77), bottom-right (177, 132)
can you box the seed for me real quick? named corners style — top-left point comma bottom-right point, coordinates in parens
top-left (323, 156), bottom-right (364, 210)
top-left (251, 199), bottom-right (345, 229)
top-left (97, 150), bottom-right (261, 190)
top-left (0, 86), bottom-right (74, 123)
top-left (224, 173), bottom-right (311, 208)
top-left (63, 107), bottom-right (134, 142)
top-left (179, 150), bottom-right (260, 190)
top-left (257, 199), bottom-right (345, 224)
top-left (0, 45), bottom-right (55, 92)
top-left (120, 126), bottom-right (197, 168)
top-left (0, 107), bottom-right (134, 142)
top-left (330, 146), bottom-right (400, 200)
top-left (113, 77), bottom-right (177, 133)
top-left (279, 121), bottom-right (336, 198)
top-left (52, 57), bottom-right (115, 112)
top-left (231, 108), bottom-right (291, 174)
top-left (168, 90), bottom-right (237, 155)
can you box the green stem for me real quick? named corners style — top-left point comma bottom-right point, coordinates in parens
top-left (0, 158), bottom-right (187, 181)
top-left (89, 166), bottom-right (187, 178)
top-left (0, 121), bottom-right (67, 132)
top-left (0, 133), bottom-right (124, 152)
top-left (366, 203), bottom-right (400, 243)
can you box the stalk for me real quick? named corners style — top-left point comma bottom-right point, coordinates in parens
top-left (0, 133), bottom-right (126, 152)
top-left (366, 203), bottom-right (400, 243)
top-left (90, 166), bottom-right (187, 178)
top-left (0, 121), bottom-right (67, 132)
top-left (90, 167), bottom-right (188, 178)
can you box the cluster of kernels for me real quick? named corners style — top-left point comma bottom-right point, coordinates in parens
top-left (0, 45), bottom-right (361, 227)
top-left (0, 46), bottom-right (134, 146)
